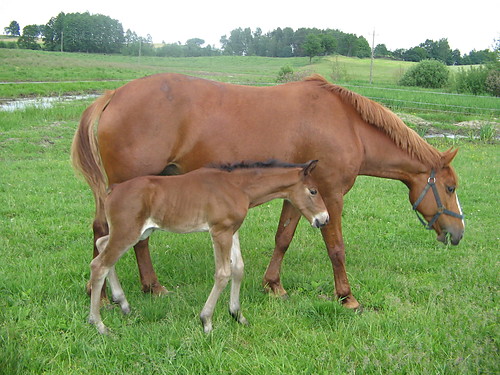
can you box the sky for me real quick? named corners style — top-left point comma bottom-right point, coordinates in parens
top-left (1, 0), bottom-right (498, 54)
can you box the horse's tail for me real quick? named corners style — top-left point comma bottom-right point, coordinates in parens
top-left (71, 90), bottom-right (115, 216)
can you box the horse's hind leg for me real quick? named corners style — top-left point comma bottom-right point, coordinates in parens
top-left (133, 239), bottom-right (169, 295)
top-left (263, 200), bottom-right (301, 297)
top-left (229, 232), bottom-right (248, 326)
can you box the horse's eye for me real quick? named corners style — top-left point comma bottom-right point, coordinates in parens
top-left (447, 186), bottom-right (456, 194)
top-left (309, 189), bottom-right (318, 196)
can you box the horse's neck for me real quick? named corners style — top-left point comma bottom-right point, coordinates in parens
top-left (358, 126), bottom-right (429, 184)
top-left (231, 170), bottom-right (296, 207)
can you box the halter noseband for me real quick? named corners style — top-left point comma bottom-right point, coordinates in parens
top-left (412, 170), bottom-right (464, 230)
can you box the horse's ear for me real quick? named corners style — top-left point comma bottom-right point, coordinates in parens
top-left (303, 160), bottom-right (319, 176)
top-left (441, 148), bottom-right (459, 166)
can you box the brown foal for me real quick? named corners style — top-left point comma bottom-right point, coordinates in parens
top-left (88, 160), bottom-right (329, 334)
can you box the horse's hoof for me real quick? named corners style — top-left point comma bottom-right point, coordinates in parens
top-left (339, 294), bottom-right (361, 310)
top-left (142, 283), bottom-right (170, 296)
top-left (262, 282), bottom-right (288, 298)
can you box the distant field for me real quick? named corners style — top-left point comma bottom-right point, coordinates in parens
top-left (0, 48), bottom-right (498, 137)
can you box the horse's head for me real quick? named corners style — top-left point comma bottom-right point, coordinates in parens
top-left (288, 160), bottom-right (329, 228)
top-left (409, 149), bottom-right (464, 245)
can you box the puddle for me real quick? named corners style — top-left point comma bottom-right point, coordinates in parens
top-left (0, 94), bottom-right (98, 112)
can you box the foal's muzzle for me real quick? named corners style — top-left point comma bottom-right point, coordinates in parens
top-left (312, 212), bottom-right (330, 228)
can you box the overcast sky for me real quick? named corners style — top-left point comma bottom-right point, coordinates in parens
top-left (1, 0), bottom-right (498, 54)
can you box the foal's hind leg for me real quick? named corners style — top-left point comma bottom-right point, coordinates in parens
top-left (95, 236), bottom-right (130, 315)
top-left (88, 210), bottom-right (109, 301)
top-left (89, 235), bottom-right (134, 334)
top-left (229, 232), bottom-right (248, 326)
top-left (200, 230), bottom-right (233, 333)
top-left (263, 201), bottom-right (301, 297)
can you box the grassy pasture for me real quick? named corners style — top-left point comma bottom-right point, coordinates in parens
top-left (0, 99), bottom-right (498, 374)
top-left (0, 50), bottom-right (498, 374)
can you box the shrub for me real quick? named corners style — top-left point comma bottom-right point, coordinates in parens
top-left (399, 59), bottom-right (449, 88)
top-left (276, 66), bottom-right (312, 83)
top-left (453, 66), bottom-right (489, 95)
top-left (485, 69), bottom-right (500, 96)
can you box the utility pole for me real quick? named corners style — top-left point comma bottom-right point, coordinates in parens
top-left (369, 28), bottom-right (375, 84)
top-left (61, 31), bottom-right (63, 52)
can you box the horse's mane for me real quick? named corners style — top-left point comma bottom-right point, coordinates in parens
top-left (305, 74), bottom-right (442, 168)
top-left (209, 159), bottom-right (307, 172)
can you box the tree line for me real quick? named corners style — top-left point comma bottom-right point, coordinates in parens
top-left (3, 13), bottom-right (498, 66)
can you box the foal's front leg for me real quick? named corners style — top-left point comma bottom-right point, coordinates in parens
top-left (229, 232), bottom-right (248, 326)
top-left (200, 230), bottom-right (233, 333)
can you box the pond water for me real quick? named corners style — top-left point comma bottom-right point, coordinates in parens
top-left (0, 95), bottom-right (98, 112)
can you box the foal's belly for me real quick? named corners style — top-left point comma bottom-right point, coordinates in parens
top-left (139, 217), bottom-right (210, 240)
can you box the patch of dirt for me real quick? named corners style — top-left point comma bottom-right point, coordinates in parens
top-left (397, 113), bottom-right (499, 138)
top-left (453, 120), bottom-right (499, 129)
top-left (397, 113), bottom-right (432, 127)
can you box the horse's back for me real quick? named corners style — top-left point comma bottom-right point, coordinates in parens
top-left (97, 74), bottom-right (363, 186)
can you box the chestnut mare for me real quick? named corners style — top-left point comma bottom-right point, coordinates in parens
top-left (72, 74), bottom-right (465, 310)
top-left (88, 160), bottom-right (329, 334)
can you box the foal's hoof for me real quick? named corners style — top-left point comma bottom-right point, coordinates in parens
top-left (230, 310), bottom-right (249, 326)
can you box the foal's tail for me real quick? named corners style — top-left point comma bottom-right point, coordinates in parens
top-left (71, 91), bottom-right (115, 215)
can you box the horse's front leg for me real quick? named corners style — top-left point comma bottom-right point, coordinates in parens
top-left (133, 238), bottom-right (169, 295)
top-left (262, 200), bottom-right (301, 297)
top-left (321, 198), bottom-right (360, 310)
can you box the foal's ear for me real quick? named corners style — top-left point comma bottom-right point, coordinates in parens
top-left (303, 160), bottom-right (319, 176)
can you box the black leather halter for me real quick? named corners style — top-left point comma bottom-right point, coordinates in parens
top-left (412, 170), bottom-right (464, 230)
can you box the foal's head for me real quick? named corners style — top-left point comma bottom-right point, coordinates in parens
top-left (285, 160), bottom-right (329, 228)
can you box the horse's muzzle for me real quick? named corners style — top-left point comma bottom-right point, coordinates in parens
top-left (437, 229), bottom-right (463, 246)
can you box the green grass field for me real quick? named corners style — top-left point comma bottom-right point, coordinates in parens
top-left (0, 50), bottom-right (498, 374)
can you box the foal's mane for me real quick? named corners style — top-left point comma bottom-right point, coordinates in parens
top-left (209, 159), bottom-right (307, 172)
top-left (305, 75), bottom-right (442, 168)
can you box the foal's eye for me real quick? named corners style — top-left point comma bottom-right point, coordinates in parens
top-left (446, 186), bottom-right (456, 194)
top-left (309, 188), bottom-right (318, 196)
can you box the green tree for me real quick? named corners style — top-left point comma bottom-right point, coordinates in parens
top-left (418, 39), bottom-right (453, 64)
top-left (4, 21), bottom-right (20, 36)
top-left (374, 44), bottom-right (390, 58)
top-left (319, 34), bottom-right (337, 55)
top-left (44, 12), bottom-right (124, 53)
top-left (338, 33), bottom-right (358, 56)
top-left (403, 46), bottom-right (428, 62)
top-left (17, 25), bottom-right (41, 50)
top-left (185, 38), bottom-right (205, 57)
top-left (156, 42), bottom-right (184, 57)
top-left (303, 33), bottom-right (324, 62)
top-left (355, 36), bottom-right (371, 58)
